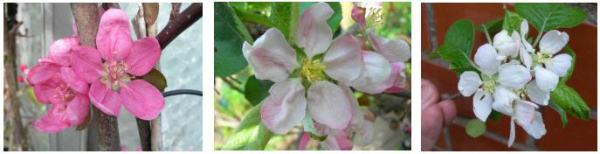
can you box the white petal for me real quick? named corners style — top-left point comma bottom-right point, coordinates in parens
top-left (473, 90), bottom-right (493, 122)
top-left (492, 86), bottom-right (518, 116)
top-left (519, 20), bottom-right (529, 37)
top-left (458, 71), bottom-right (482, 96)
top-left (546, 53), bottom-right (572, 77)
top-left (307, 81), bottom-right (353, 129)
top-left (534, 66), bottom-right (559, 92)
top-left (244, 28), bottom-right (298, 82)
top-left (493, 30), bottom-right (520, 58)
top-left (475, 44), bottom-right (501, 76)
top-left (498, 64), bottom-right (532, 89)
top-left (526, 81), bottom-right (550, 106)
top-left (323, 35), bottom-right (363, 84)
top-left (351, 52), bottom-right (392, 94)
top-left (540, 30), bottom-right (569, 55)
top-left (514, 100), bottom-right (537, 126)
top-left (295, 2), bottom-right (334, 58)
top-left (260, 78), bottom-right (307, 134)
top-left (368, 32), bottom-right (411, 62)
top-left (520, 48), bottom-right (533, 69)
top-left (519, 111), bottom-right (547, 139)
top-left (508, 119), bottom-right (516, 147)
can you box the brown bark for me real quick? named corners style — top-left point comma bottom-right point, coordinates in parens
top-left (156, 3), bottom-right (202, 49)
top-left (71, 3), bottom-right (120, 151)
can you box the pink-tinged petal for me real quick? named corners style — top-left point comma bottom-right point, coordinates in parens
top-left (307, 81), bottom-right (352, 130)
top-left (64, 94), bottom-right (90, 125)
top-left (243, 28), bottom-right (298, 82)
top-left (323, 35), bottom-right (363, 84)
top-left (368, 32), bottom-right (411, 62)
top-left (324, 131), bottom-right (353, 150)
top-left (124, 37), bottom-right (161, 76)
top-left (384, 62), bottom-right (408, 93)
top-left (351, 6), bottom-right (366, 28)
top-left (34, 104), bottom-right (70, 133)
top-left (350, 52), bottom-right (392, 94)
top-left (60, 67), bottom-right (89, 94)
top-left (295, 2), bottom-right (333, 58)
top-left (48, 36), bottom-right (80, 66)
top-left (97, 8), bottom-right (133, 61)
top-left (120, 80), bottom-right (165, 120)
top-left (71, 46), bottom-right (103, 83)
top-left (89, 81), bottom-right (122, 116)
top-left (26, 62), bottom-right (61, 85)
top-left (298, 132), bottom-right (311, 150)
top-left (261, 78), bottom-right (307, 134)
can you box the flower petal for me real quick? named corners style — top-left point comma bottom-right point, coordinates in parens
top-left (473, 90), bottom-right (493, 122)
top-left (48, 36), bottom-right (80, 66)
top-left (458, 71), bottom-right (482, 97)
top-left (492, 86), bottom-right (518, 116)
top-left (89, 81), bottom-right (122, 116)
top-left (526, 81), bottom-right (550, 106)
top-left (498, 64), bottom-right (531, 89)
top-left (534, 66), bottom-right (559, 92)
top-left (71, 46), bottom-right (103, 83)
top-left (27, 62), bottom-right (61, 85)
top-left (260, 78), bottom-right (307, 134)
top-left (243, 28), bottom-right (298, 82)
top-left (34, 104), bottom-right (70, 133)
top-left (97, 8), bottom-right (133, 61)
top-left (32, 78), bottom-right (62, 104)
top-left (351, 52), bottom-right (392, 94)
top-left (474, 44), bottom-right (500, 76)
top-left (540, 30), bottom-right (569, 55)
top-left (520, 48), bottom-right (533, 69)
top-left (508, 119), bottom-right (516, 147)
top-left (295, 2), bottom-right (333, 58)
top-left (121, 80), bottom-right (165, 120)
top-left (368, 32), bottom-right (411, 62)
top-left (65, 94), bottom-right (90, 126)
top-left (324, 131), bottom-right (353, 150)
top-left (514, 100), bottom-right (537, 126)
top-left (493, 30), bottom-right (520, 58)
top-left (60, 67), bottom-right (89, 94)
top-left (307, 81), bottom-right (353, 130)
top-left (519, 111), bottom-right (546, 139)
top-left (384, 62), bottom-right (407, 93)
top-left (124, 37), bottom-right (161, 76)
top-left (546, 53), bottom-right (572, 77)
top-left (323, 35), bottom-right (363, 84)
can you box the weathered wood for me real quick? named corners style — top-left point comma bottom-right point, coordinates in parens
top-left (71, 3), bottom-right (120, 151)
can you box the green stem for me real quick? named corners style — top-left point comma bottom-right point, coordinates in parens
top-left (234, 8), bottom-right (274, 27)
top-left (482, 24), bottom-right (493, 44)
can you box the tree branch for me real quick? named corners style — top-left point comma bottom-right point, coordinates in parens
top-left (72, 3), bottom-right (121, 151)
top-left (156, 3), bottom-right (202, 49)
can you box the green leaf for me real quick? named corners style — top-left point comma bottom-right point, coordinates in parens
top-left (502, 10), bottom-right (523, 33)
top-left (465, 119), bottom-right (486, 138)
top-left (244, 75), bottom-right (273, 106)
top-left (433, 19), bottom-right (477, 73)
top-left (244, 124), bottom-right (274, 149)
top-left (515, 3), bottom-right (587, 32)
top-left (223, 104), bottom-right (274, 150)
top-left (480, 18), bottom-right (503, 35)
top-left (299, 2), bottom-right (343, 34)
top-left (488, 110), bottom-right (501, 121)
top-left (270, 3), bottom-right (292, 40)
top-left (215, 2), bottom-right (254, 77)
top-left (549, 101), bottom-right (568, 127)
top-left (142, 68), bottom-right (167, 92)
top-left (550, 83), bottom-right (591, 120)
top-left (236, 104), bottom-right (261, 131)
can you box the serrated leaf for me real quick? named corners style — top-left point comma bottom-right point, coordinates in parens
top-left (244, 75), bottom-right (273, 106)
top-left (550, 83), bottom-right (590, 119)
top-left (515, 3), bottom-right (587, 32)
top-left (215, 2), bottom-right (254, 77)
top-left (433, 19), bottom-right (477, 73)
top-left (465, 119), bottom-right (486, 138)
top-left (549, 101), bottom-right (568, 127)
top-left (141, 68), bottom-right (167, 92)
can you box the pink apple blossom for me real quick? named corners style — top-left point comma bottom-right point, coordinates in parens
top-left (27, 36), bottom-right (90, 133)
top-left (71, 8), bottom-right (164, 120)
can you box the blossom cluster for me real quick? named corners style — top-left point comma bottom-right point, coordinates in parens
top-left (242, 3), bottom-right (410, 149)
top-left (458, 19), bottom-right (572, 146)
top-left (26, 9), bottom-right (165, 133)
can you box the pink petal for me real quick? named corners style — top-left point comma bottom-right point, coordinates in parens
top-left (243, 28), bottom-right (298, 82)
top-left (120, 80), bottom-right (165, 120)
top-left (97, 8), bottom-right (133, 61)
top-left (33, 84), bottom-right (55, 104)
top-left (295, 2), bottom-right (333, 58)
top-left (89, 81), bottom-right (122, 116)
top-left (384, 62), bottom-right (407, 93)
top-left (261, 78), bottom-right (307, 134)
top-left (368, 32), bottom-right (411, 62)
top-left (34, 104), bottom-right (70, 133)
top-left (71, 46), bottom-right (103, 83)
top-left (26, 62), bottom-right (61, 85)
top-left (64, 94), bottom-right (90, 126)
top-left (123, 37), bottom-right (161, 76)
top-left (351, 52), bottom-right (393, 94)
top-left (307, 81), bottom-right (352, 130)
top-left (60, 67), bottom-right (89, 94)
top-left (48, 36), bottom-right (80, 66)
top-left (351, 6), bottom-right (366, 28)
top-left (323, 35), bottom-right (363, 84)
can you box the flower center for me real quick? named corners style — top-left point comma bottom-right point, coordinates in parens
top-left (535, 52), bottom-right (552, 64)
top-left (55, 83), bottom-right (75, 103)
top-left (481, 75), bottom-right (497, 93)
top-left (300, 58), bottom-right (326, 83)
top-left (100, 61), bottom-right (132, 91)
